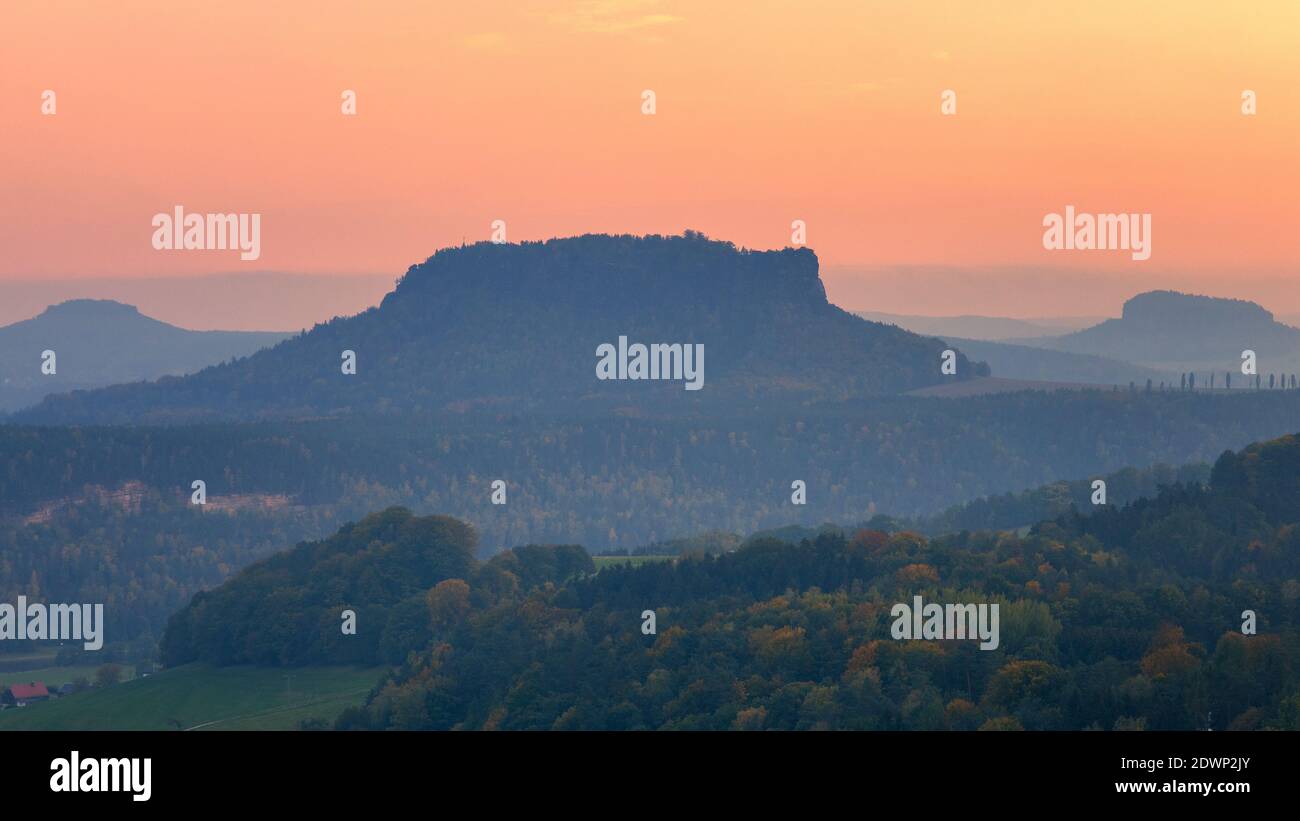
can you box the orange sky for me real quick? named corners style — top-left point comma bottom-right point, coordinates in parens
top-left (2, 1), bottom-right (1298, 318)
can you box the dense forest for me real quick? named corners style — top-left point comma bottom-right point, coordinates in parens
top-left (652, 459), bottom-right (1214, 554)
top-left (159, 433), bottom-right (1300, 730)
top-left (160, 507), bottom-right (593, 667)
top-left (891, 459), bottom-right (1213, 537)
top-left (5, 390), bottom-right (1297, 540)
top-left (0, 500), bottom-right (351, 649)
top-left (2, 390), bottom-right (1296, 645)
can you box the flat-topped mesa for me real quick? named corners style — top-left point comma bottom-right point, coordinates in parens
top-left (1042, 288), bottom-right (1300, 364)
top-left (385, 233), bottom-right (828, 318)
top-left (18, 232), bottom-right (985, 424)
top-left (1121, 290), bottom-right (1274, 326)
top-left (40, 299), bottom-right (143, 319)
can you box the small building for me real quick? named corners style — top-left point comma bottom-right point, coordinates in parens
top-left (2, 682), bottom-right (51, 706)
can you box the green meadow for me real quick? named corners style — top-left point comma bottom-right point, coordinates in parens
top-left (0, 663), bottom-right (383, 731)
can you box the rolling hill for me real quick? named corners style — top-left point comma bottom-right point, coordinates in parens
top-left (0, 300), bottom-right (292, 413)
top-left (325, 432), bottom-right (1300, 730)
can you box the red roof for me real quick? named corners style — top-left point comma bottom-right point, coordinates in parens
top-left (8, 682), bottom-right (49, 699)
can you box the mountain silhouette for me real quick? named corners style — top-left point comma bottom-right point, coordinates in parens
top-left (931, 336), bottom-right (1173, 386)
top-left (1018, 290), bottom-right (1300, 376)
top-left (0, 300), bottom-right (291, 413)
top-left (20, 234), bottom-right (987, 424)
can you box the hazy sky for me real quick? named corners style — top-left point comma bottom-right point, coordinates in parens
top-left (3, 1), bottom-right (1297, 320)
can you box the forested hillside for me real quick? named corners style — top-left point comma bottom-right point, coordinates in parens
top-left (6, 391), bottom-right (1296, 532)
top-left (727, 459), bottom-right (1213, 549)
top-left (160, 507), bottom-right (592, 667)
top-left (16, 234), bottom-right (984, 424)
top-left (155, 434), bottom-right (1300, 731)
top-left (5, 390), bottom-right (1299, 646)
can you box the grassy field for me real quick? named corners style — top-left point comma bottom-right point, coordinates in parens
top-left (0, 663), bottom-right (383, 731)
top-left (1, 662), bottom-right (135, 691)
top-left (0, 649), bottom-right (136, 692)
top-left (592, 555), bottom-right (673, 569)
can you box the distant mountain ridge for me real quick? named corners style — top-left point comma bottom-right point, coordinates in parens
top-left (0, 300), bottom-right (292, 413)
top-left (916, 290), bottom-right (1300, 384)
top-left (0, 273), bottom-right (393, 332)
top-left (857, 309), bottom-right (1180, 385)
top-left (1023, 290), bottom-right (1300, 370)
top-left (855, 311), bottom-right (1102, 340)
top-left (931, 336), bottom-right (1172, 386)
top-left (19, 234), bottom-right (988, 424)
